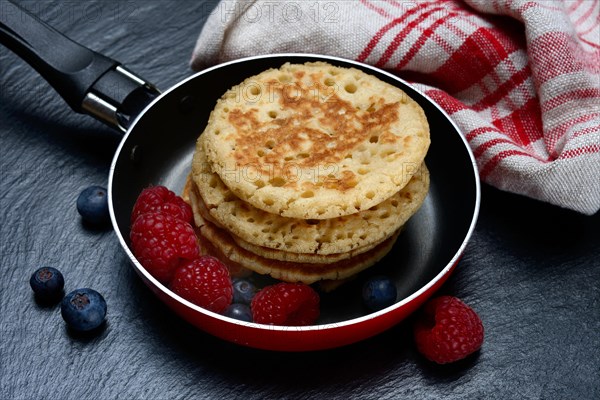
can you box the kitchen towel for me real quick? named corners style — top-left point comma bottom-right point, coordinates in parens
top-left (190, 0), bottom-right (600, 215)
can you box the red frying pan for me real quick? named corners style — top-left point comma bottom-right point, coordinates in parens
top-left (1, 1), bottom-right (479, 351)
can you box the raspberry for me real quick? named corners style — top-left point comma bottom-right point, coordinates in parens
top-left (130, 212), bottom-right (199, 283)
top-left (251, 282), bottom-right (320, 326)
top-left (131, 186), bottom-right (193, 224)
top-left (413, 296), bottom-right (484, 364)
top-left (169, 256), bottom-right (233, 313)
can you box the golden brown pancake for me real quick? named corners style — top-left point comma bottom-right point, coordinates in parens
top-left (183, 177), bottom-right (400, 284)
top-left (192, 138), bottom-right (430, 256)
top-left (200, 61), bottom-right (430, 219)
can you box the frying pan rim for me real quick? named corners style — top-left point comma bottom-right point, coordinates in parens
top-left (108, 53), bottom-right (481, 332)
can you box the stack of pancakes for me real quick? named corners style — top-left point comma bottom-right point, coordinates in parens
top-left (184, 62), bottom-right (430, 286)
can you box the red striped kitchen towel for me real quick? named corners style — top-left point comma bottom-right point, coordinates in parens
top-left (190, 0), bottom-right (600, 215)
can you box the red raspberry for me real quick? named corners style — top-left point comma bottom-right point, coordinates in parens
top-left (251, 283), bottom-right (320, 326)
top-left (130, 212), bottom-right (199, 283)
top-left (413, 296), bottom-right (484, 364)
top-left (131, 186), bottom-right (193, 224)
top-left (169, 256), bottom-right (233, 313)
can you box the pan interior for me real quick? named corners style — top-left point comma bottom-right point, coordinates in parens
top-left (111, 55), bottom-right (478, 324)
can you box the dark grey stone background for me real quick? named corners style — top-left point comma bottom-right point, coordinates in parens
top-left (1, 1), bottom-right (599, 399)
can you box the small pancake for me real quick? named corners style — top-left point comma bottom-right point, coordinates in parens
top-left (188, 175), bottom-right (404, 263)
top-left (196, 212), bottom-right (400, 285)
top-left (183, 177), bottom-right (400, 284)
top-left (200, 61), bottom-right (430, 219)
top-left (230, 231), bottom-right (401, 265)
top-left (192, 140), bottom-right (429, 255)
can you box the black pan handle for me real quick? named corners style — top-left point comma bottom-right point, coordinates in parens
top-left (0, 1), bottom-right (160, 131)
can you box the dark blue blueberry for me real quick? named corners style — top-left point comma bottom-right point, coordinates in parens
top-left (30, 267), bottom-right (64, 301)
top-left (362, 276), bottom-right (397, 312)
top-left (224, 303), bottom-right (253, 322)
top-left (232, 278), bottom-right (257, 305)
top-left (76, 186), bottom-right (109, 225)
top-left (61, 288), bottom-right (107, 332)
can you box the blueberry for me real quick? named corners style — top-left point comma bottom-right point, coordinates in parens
top-left (224, 303), bottom-right (253, 322)
top-left (76, 186), bottom-right (109, 225)
top-left (30, 267), bottom-right (64, 302)
top-left (61, 288), bottom-right (107, 332)
top-left (362, 276), bottom-right (397, 312)
top-left (232, 278), bottom-right (257, 305)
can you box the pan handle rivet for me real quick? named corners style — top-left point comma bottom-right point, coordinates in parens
top-left (179, 95), bottom-right (195, 114)
top-left (130, 145), bottom-right (141, 163)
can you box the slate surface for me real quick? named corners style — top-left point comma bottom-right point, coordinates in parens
top-left (1, 1), bottom-right (599, 399)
